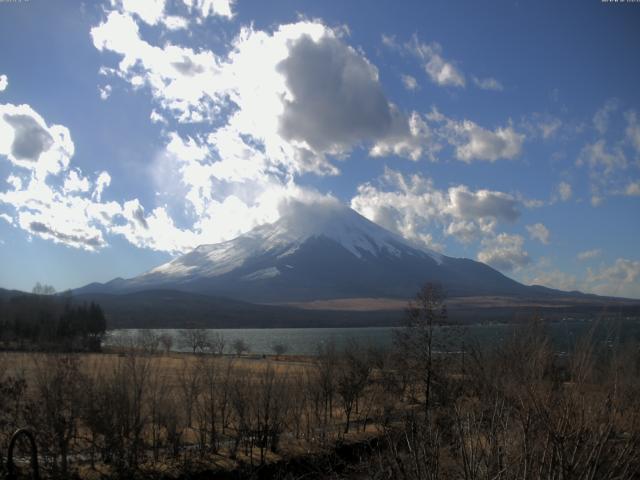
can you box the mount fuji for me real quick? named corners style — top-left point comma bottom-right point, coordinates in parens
top-left (76, 202), bottom-right (564, 303)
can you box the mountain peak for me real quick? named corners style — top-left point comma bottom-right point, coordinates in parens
top-left (79, 201), bottom-right (540, 302)
top-left (144, 201), bottom-right (443, 281)
top-left (259, 201), bottom-right (444, 261)
top-left (257, 201), bottom-right (415, 259)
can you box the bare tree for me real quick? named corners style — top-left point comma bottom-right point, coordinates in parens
top-left (286, 372), bottom-right (309, 440)
top-left (0, 356), bottom-right (27, 466)
top-left (32, 282), bottom-right (56, 295)
top-left (84, 351), bottom-right (154, 472)
top-left (122, 351), bottom-right (153, 470)
top-left (229, 368), bottom-right (252, 459)
top-left (255, 365), bottom-right (290, 461)
top-left (29, 355), bottom-right (85, 477)
top-left (336, 341), bottom-right (371, 433)
top-left (135, 329), bottom-right (160, 354)
top-left (217, 358), bottom-right (236, 436)
top-left (178, 358), bottom-right (201, 429)
top-left (315, 339), bottom-right (338, 441)
top-left (179, 328), bottom-right (211, 354)
top-left (145, 359), bottom-right (168, 462)
top-left (158, 333), bottom-right (173, 354)
top-left (394, 283), bottom-right (447, 417)
top-left (232, 338), bottom-right (250, 356)
top-left (157, 395), bottom-right (184, 459)
top-left (272, 342), bottom-right (289, 359)
top-left (208, 332), bottom-right (226, 356)
top-left (193, 354), bottom-right (227, 453)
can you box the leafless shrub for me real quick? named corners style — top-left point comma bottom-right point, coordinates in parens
top-left (178, 357), bottom-right (201, 429)
top-left (28, 354), bottom-right (85, 477)
top-left (83, 352), bottom-right (154, 473)
top-left (254, 364), bottom-right (290, 462)
top-left (208, 332), bottom-right (226, 356)
top-left (135, 329), bottom-right (160, 354)
top-left (272, 342), bottom-right (289, 358)
top-left (158, 332), bottom-right (174, 354)
top-left (372, 412), bottom-right (441, 480)
top-left (336, 340), bottom-right (371, 434)
top-left (315, 339), bottom-right (338, 441)
top-left (193, 354), bottom-right (231, 453)
top-left (231, 338), bottom-right (250, 356)
top-left (179, 328), bottom-right (211, 354)
top-left (0, 355), bottom-right (27, 469)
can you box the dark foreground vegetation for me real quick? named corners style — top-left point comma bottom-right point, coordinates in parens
top-left (0, 285), bottom-right (639, 479)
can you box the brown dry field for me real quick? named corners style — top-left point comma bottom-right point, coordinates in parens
top-left (279, 294), bottom-right (640, 311)
top-left (1, 349), bottom-right (387, 478)
top-left (0, 350), bottom-right (317, 386)
top-left (3, 344), bottom-right (636, 479)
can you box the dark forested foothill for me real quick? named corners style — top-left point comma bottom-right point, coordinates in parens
top-left (0, 291), bottom-right (106, 351)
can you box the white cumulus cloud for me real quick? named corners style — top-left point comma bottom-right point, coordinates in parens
top-left (593, 98), bottom-right (619, 134)
top-left (401, 74), bottom-right (418, 91)
top-left (587, 258), bottom-right (640, 298)
top-left (477, 233), bottom-right (530, 272)
top-left (577, 139), bottom-right (627, 175)
top-left (182, 0), bottom-right (235, 19)
top-left (120, 0), bottom-right (167, 25)
top-left (410, 38), bottom-right (465, 88)
top-left (526, 223), bottom-right (550, 245)
top-left (556, 181), bottom-right (572, 202)
top-left (91, 10), bottom-right (223, 123)
top-left (0, 103), bottom-right (73, 176)
top-left (350, 168), bottom-right (521, 249)
top-left (0, 103), bottom-right (123, 250)
top-left (528, 269), bottom-right (577, 291)
top-left (430, 112), bottom-right (524, 163)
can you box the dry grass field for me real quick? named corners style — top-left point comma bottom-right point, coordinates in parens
top-left (0, 346), bottom-right (394, 478)
top-left (2, 312), bottom-right (640, 479)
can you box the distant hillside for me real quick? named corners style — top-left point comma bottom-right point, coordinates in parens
top-left (72, 289), bottom-right (401, 329)
top-left (4, 287), bottom-right (638, 329)
top-left (0, 288), bottom-right (28, 301)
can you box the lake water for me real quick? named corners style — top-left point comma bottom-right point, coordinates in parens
top-left (104, 319), bottom-right (640, 356)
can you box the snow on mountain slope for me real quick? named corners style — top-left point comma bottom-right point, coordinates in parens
top-left (143, 202), bottom-right (443, 282)
top-left (76, 202), bottom-right (537, 302)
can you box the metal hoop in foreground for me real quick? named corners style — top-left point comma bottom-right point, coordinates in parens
top-left (6, 428), bottom-right (39, 480)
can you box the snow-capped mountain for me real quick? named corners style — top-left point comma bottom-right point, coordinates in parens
top-left (76, 203), bottom-right (547, 302)
top-left (148, 202), bottom-right (443, 279)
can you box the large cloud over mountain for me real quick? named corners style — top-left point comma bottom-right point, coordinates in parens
top-left (277, 33), bottom-right (393, 154)
top-left (2, 7), bottom-right (526, 260)
top-left (87, 12), bottom-right (449, 250)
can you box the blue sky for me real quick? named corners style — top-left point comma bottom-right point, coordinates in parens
top-left (0, 0), bottom-right (639, 298)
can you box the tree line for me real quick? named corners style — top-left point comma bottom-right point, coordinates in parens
top-left (0, 285), bottom-right (106, 351)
